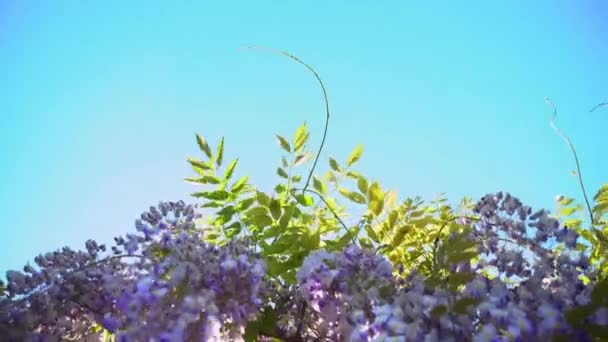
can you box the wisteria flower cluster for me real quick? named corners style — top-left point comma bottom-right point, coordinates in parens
top-left (1, 201), bottom-right (267, 341)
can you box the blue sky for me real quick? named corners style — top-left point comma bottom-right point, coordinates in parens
top-left (1, 1), bottom-right (606, 274)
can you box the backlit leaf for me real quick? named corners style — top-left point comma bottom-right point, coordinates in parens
top-left (277, 168), bottom-right (289, 179)
top-left (188, 158), bottom-right (212, 171)
top-left (294, 153), bottom-right (312, 166)
top-left (329, 158), bottom-right (341, 172)
top-left (294, 123), bottom-right (309, 151)
top-left (339, 187), bottom-right (366, 204)
top-left (216, 137), bottom-right (225, 167)
top-left (192, 190), bottom-right (229, 201)
top-left (184, 175), bottom-right (220, 184)
top-left (195, 134), bottom-right (213, 159)
top-left (276, 135), bottom-right (291, 153)
top-left (223, 159), bottom-right (238, 180)
top-left (295, 194), bottom-right (314, 207)
top-left (347, 144), bottom-right (363, 167)
top-left (313, 176), bottom-right (327, 195)
top-left (368, 182), bottom-right (384, 216)
top-left (231, 176), bottom-right (249, 194)
top-left (357, 177), bottom-right (368, 195)
top-left (269, 199), bottom-right (282, 220)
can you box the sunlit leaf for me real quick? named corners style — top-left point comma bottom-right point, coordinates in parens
top-left (235, 197), bottom-right (255, 211)
top-left (277, 168), bottom-right (289, 179)
top-left (188, 158), bottom-right (212, 171)
top-left (184, 175), bottom-right (221, 184)
top-left (357, 177), bottom-right (368, 195)
top-left (269, 199), bottom-right (282, 220)
top-left (329, 158), bottom-right (341, 172)
top-left (231, 176), bottom-right (249, 194)
top-left (279, 205), bottom-right (293, 229)
top-left (347, 144), bottom-right (363, 167)
top-left (216, 137), bottom-right (225, 167)
top-left (295, 194), bottom-right (314, 207)
top-left (385, 189), bottom-right (398, 209)
top-left (225, 222), bottom-right (242, 238)
top-left (368, 182), bottom-right (384, 216)
top-left (294, 123), bottom-right (309, 151)
top-left (453, 297), bottom-right (480, 314)
top-left (276, 135), bottom-right (291, 153)
top-left (294, 153), bottom-right (312, 166)
top-left (195, 134), bottom-right (213, 159)
top-left (313, 176), bottom-right (327, 195)
top-left (257, 191), bottom-right (271, 207)
top-left (223, 159), bottom-right (238, 180)
top-left (365, 224), bottom-right (379, 243)
top-left (192, 190), bottom-right (229, 201)
top-left (338, 187), bottom-right (366, 204)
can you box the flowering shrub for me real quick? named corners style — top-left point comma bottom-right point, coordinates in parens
top-left (1, 50), bottom-right (607, 341)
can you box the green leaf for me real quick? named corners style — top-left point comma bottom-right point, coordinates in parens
top-left (249, 213), bottom-right (273, 228)
top-left (313, 176), bottom-right (327, 195)
top-left (294, 153), bottom-right (312, 166)
top-left (359, 237), bottom-right (374, 249)
top-left (274, 184), bottom-right (287, 194)
top-left (217, 206), bottom-right (236, 222)
top-left (231, 176), bottom-right (249, 194)
top-left (295, 194), bottom-right (314, 207)
top-left (345, 171), bottom-right (363, 180)
top-left (329, 157), bottom-right (341, 172)
top-left (291, 175), bottom-right (302, 182)
top-left (223, 158), bottom-right (238, 180)
top-left (246, 206), bottom-right (269, 217)
top-left (277, 167), bottom-right (289, 179)
top-left (201, 201), bottom-right (223, 208)
top-left (347, 144), bottom-right (363, 167)
top-left (195, 134), bottom-right (213, 159)
top-left (431, 305), bottom-right (447, 318)
top-left (357, 176), bottom-right (369, 195)
top-left (365, 224), bottom-right (379, 243)
top-left (257, 191), bottom-right (271, 207)
top-left (559, 206), bottom-right (578, 216)
top-left (184, 175), bottom-right (221, 184)
top-left (338, 187), bottom-right (366, 204)
top-left (331, 229), bottom-right (357, 249)
top-left (269, 199), bottom-right (282, 220)
top-left (448, 272), bottom-right (476, 289)
top-left (294, 123), bottom-right (309, 151)
top-left (384, 189), bottom-right (397, 209)
top-left (279, 205), bottom-right (293, 229)
top-left (187, 158), bottom-right (212, 171)
top-left (302, 230), bottom-right (321, 250)
top-left (264, 237), bottom-right (293, 255)
top-left (368, 182), bottom-right (384, 216)
top-left (447, 251), bottom-right (478, 265)
top-left (192, 190), bottom-right (229, 201)
top-left (235, 197), bottom-right (256, 211)
top-left (216, 137), bottom-right (225, 167)
top-left (275, 135), bottom-right (291, 153)
top-left (225, 222), bottom-right (242, 238)
top-left (594, 184), bottom-right (608, 201)
top-left (91, 323), bottom-right (104, 334)
top-left (453, 297), bottom-right (480, 314)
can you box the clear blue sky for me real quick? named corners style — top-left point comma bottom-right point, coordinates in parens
top-left (1, 1), bottom-right (606, 274)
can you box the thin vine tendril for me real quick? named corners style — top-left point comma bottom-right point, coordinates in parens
top-left (240, 46), bottom-right (330, 195)
top-left (589, 101), bottom-right (607, 113)
top-left (545, 97), bottom-right (595, 227)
